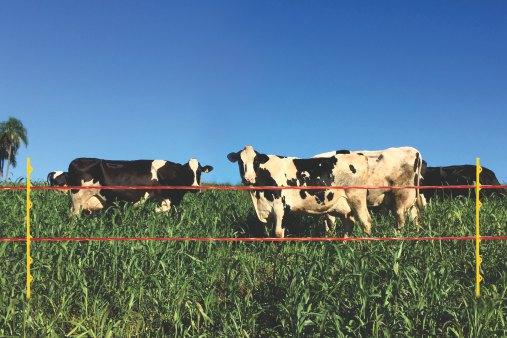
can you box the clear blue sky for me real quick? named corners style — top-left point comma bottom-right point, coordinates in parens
top-left (1, 1), bottom-right (506, 183)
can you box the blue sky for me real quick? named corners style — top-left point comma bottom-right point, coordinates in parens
top-left (1, 1), bottom-right (506, 183)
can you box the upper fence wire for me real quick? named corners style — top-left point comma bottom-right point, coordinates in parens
top-left (1, 184), bottom-right (506, 191)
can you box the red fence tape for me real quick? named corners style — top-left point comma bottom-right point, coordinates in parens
top-left (1, 236), bottom-right (507, 242)
top-left (1, 184), bottom-right (507, 191)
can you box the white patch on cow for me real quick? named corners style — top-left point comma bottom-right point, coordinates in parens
top-left (155, 199), bottom-right (171, 213)
top-left (241, 146), bottom-right (258, 183)
top-left (53, 171), bottom-right (64, 179)
top-left (151, 160), bottom-right (166, 181)
top-left (188, 158), bottom-right (199, 186)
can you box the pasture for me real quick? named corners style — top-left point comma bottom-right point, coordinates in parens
top-left (0, 186), bottom-right (506, 336)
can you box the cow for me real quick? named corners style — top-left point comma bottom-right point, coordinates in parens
top-left (47, 171), bottom-right (69, 187)
top-left (314, 147), bottom-right (425, 229)
top-left (67, 157), bottom-right (213, 215)
top-left (421, 161), bottom-right (505, 199)
top-left (227, 145), bottom-right (372, 238)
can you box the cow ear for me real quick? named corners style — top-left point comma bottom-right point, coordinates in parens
top-left (257, 153), bottom-right (269, 164)
top-left (47, 172), bottom-right (54, 184)
top-left (227, 152), bottom-right (240, 163)
top-left (202, 165), bottom-right (213, 173)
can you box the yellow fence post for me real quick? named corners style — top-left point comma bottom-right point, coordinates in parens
top-left (26, 158), bottom-right (33, 300)
top-left (475, 158), bottom-right (482, 298)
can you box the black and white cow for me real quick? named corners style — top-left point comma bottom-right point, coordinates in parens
top-left (47, 171), bottom-right (69, 187)
top-left (67, 158), bottom-right (213, 215)
top-left (314, 147), bottom-right (425, 228)
top-left (227, 145), bottom-right (371, 238)
top-left (421, 161), bottom-right (505, 199)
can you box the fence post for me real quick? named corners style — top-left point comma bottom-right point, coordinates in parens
top-left (26, 158), bottom-right (33, 300)
top-left (475, 158), bottom-right (482, 298)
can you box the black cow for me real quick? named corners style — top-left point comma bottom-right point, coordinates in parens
top-left (47, 171), bottom-right (69, 187)
top-left (68, 158), bottom-right (213, 214)
top-left (421, 160), bottom-right (504, 199)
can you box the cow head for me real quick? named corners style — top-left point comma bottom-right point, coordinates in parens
top-left (185, 158), bottom-right (213, 187)
top-left (47, 171), bottom-right (68, 186)
top-left (227, 145), bottom-right (269, 185)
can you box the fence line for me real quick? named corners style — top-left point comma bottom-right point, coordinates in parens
top-left (1, 235), bottom-right (507, 243)
top-left (0, 184), bottom-right (506, 191)
top-left (1, 158), bottom-right (505, 300)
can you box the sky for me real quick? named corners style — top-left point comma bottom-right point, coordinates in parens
top-left (1, 1), bottom-right (506, 183)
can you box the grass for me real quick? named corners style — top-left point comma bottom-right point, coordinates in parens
top-left (0, 185), bottom-right (506, 336)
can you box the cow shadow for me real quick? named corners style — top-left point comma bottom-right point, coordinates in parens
top-left (236, 211), bottom-right (329, 238)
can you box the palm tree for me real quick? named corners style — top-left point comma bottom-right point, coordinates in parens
top-left (0, 117), bottom-right (28, 180)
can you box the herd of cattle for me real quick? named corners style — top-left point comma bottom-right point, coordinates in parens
top-left (47, 145), bottom-right (504, 237)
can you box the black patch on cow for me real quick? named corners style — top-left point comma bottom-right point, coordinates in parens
top-left (327, 192), bottom-right (334, 201)
top-left (299, 190), bottom-right (307, 199)
top-left (414, 152), bottom-right (420, 172)
top-left (251, 156), bottom-right (281, 201)
top-left (377, 154), bottom-right (384, 162)
top-left (349, 164), bottom-right (356, 173)
top-left (335, 150), bottom-right (350, 154)
top-left (292, 157), bottom-right (338, 204)
top-left (286, 178), bottom-right (298, 186)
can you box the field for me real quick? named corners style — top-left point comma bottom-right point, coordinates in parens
top-left (0, 186), bottom-right (506, 337)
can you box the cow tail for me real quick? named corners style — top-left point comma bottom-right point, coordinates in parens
top-left (415, 153), bottom-right (426, 209)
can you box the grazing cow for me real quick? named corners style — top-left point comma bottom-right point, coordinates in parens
top-left (314, 147), bottom-right (425, 229)
top-left (421, 161), bottom-right (505, 199)
top-left (47, 171), bottom-right (69, 187)
top-left (227, 145), bottom-right (371, 238)
top-left (67, 158), bottom-right (213, 215)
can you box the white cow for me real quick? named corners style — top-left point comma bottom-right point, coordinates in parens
top-left (228, 145), bottom-right (372, 238)
top-left (314, 147), bottom-right (425, 230)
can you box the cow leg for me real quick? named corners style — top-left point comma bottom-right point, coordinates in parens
top-left (273, 198), bottom-right (285, 238)
top-left (347, 190), bottom-right (372, 235)
top-left (409, 205), bottom-right (420, 227)
top-left (324, 214), bottom-right (336, 234)
top-left (71, 192), bottom-right (83, 215)
top-left (155, 199), bottom-right (172, 213)
top-left (336, 214), bottom-right (354, 238)
top-left (393, 189), bottom-right (416, 228)
top-left (134, 192), bottom-right (151, 207)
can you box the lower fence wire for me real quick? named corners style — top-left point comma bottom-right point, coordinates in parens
top-left (1, 235), bottom-right (506, 242)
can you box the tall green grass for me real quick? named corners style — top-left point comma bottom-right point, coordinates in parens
top-left (0, 185), bottom-right (506, 336)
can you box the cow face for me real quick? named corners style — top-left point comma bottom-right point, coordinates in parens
top-left (47, 171), bottom-right (68, 187)
top-left (186, 158), bottom-right (213, 187)
top-left (227, 145), bottom-right (269, 185)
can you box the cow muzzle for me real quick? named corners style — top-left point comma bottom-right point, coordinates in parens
top-left (191, 182), bottom-right (203, 193)
top-left (243, 177), bottom-right (256, 185)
